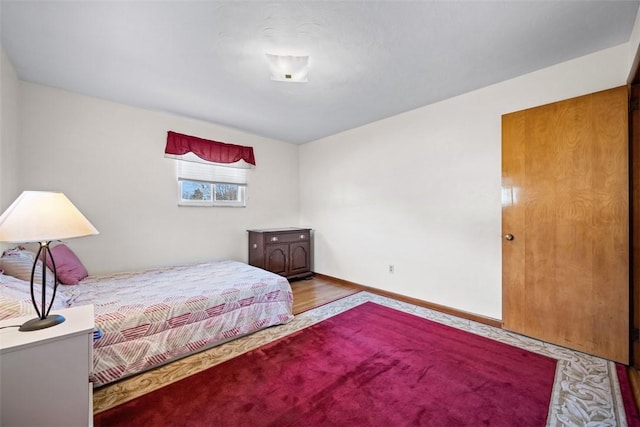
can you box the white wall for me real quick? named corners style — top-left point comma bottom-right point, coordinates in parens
top-left (6, 22), bottom-right (638, 318)
top-left (628, 6), bottom-right (640, 81)
top-left (18, 83), bottom-right (300, 274)
top-left (0, 48), bottom-right (19, 212)
top-left (299, 44), bottom-right (630, 320)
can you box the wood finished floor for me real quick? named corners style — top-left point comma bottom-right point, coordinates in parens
top-left (291, 277), bottom-right (640, 414)
top-left (299, 279), bottom-right (640, 417)
top-left (94, 277), bottom-right (640, 416)
top-left (290, 275), bottom-right (361, 314)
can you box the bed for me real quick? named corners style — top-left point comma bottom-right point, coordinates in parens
top-left (0, 254), bottom-right (294, 387)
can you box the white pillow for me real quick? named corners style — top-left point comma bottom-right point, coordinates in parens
top-left (0, 247), bottom-right (55, 289)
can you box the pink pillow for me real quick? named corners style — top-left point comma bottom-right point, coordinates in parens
top-left (46, 244), bottom-right (88, 285)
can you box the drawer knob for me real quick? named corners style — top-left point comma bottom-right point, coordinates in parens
top-left (252, 243), bottom-right (257, 249)
top-left (300, 235), bottom-right (306, 239)
top-left (270, 236), bottom-right (279, 242)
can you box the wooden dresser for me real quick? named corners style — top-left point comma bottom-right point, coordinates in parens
top-left (248, 228), bottom-right (312, 280)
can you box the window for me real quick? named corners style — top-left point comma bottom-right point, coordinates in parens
top-left (164, 131), bottom-right (254, 207)
top-left (179, 180), bottom-right (246, 207)
top-left (177, 158), bottom-right (247, 207)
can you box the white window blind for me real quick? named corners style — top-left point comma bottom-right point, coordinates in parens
top-left (177, 160), bottom-right (248, 185)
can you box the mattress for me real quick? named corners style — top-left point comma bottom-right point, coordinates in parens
top-left (61, 260), bottom-right (293, 387)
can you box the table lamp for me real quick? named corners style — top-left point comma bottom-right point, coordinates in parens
top-left (0, 191), bottom-right (98, 331)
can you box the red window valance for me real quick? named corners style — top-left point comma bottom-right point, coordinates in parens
top-left (165, 131), bottom-right (256, 166)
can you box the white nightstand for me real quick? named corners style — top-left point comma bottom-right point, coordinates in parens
top-left (0, 304), bottom-right (94, 427)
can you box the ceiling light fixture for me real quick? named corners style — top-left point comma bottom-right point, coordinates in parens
top-left (266, 54), bottom-right (309, 83)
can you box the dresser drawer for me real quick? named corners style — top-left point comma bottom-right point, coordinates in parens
top-left (264, 231), bottom-right (309, 244)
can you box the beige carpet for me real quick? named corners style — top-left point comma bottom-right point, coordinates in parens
top-left (93, 292), bottom-right (630, 426)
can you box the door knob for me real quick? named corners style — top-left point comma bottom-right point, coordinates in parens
top-left (504, 234), bottom-right (514, 241)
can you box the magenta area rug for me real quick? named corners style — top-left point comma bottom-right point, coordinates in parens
top-left (94, 300), bottom-right (590, 426)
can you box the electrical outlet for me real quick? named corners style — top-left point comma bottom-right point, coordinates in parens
top-left (388, 264), bottom-right (394, 274)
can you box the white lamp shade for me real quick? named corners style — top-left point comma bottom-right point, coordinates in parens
top-left (0, 191), bottom-right (99, 243)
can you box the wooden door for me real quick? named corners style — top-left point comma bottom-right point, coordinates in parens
top-left (502, 86), bottom-right (629, 363)
top-left (289, 241), bottom-right (310, 276)
top-left (632, 84), bottom-right (640, 367)
top-left (265, 244), bottom-right (288, 276)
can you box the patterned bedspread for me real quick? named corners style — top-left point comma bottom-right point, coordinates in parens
top-left (62, 260), bottom-right (293, 387)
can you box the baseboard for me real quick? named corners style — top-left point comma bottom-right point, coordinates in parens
top-left (312, 273), bottom-right (503, 328)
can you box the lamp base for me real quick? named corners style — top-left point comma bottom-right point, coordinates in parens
top-left (19, 314), bottom-right (65, 332)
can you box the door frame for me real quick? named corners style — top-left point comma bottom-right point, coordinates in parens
top-left (628, 31), bottom-right (640, 367)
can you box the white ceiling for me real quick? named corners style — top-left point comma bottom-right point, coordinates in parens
top-left (1, 1), bottom-right (639, 144)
